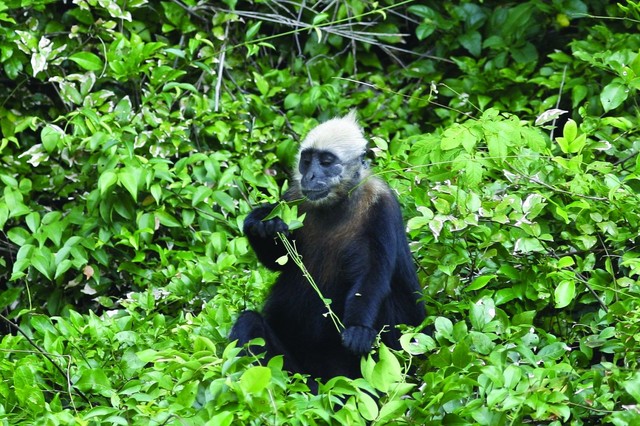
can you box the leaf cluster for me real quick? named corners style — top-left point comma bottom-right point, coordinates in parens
top-left (1, 0), bottom-right (640, 424)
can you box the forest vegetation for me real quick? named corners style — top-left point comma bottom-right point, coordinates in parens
top-left (1, 0), bottom-right (640, 424)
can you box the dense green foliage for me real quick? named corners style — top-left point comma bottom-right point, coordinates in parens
top-left (1, 0), bottom-right (640, 424)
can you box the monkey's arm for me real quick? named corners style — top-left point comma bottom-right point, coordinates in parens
top-left (341, 200), bottom-right (400, 355)
top-left (244, 204), bottom-right (289, 270)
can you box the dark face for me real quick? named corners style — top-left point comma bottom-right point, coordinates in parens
top-left (298, 149), bottom-right (344, 202)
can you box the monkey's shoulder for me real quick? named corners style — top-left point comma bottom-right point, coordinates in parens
top-left (358, 176), bottom-right (396, 208)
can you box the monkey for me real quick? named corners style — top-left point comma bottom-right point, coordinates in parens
top-left (230, 111), bottom-right (426, 384)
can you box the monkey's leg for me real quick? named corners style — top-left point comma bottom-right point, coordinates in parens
top-left (230, 310), bottom-right (303, 373)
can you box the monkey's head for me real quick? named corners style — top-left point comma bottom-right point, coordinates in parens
top-left (294, 111), bottom-right (368, 206)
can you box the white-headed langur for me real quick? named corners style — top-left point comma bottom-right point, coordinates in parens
top-left (230, 111), bottom-right (426, 383)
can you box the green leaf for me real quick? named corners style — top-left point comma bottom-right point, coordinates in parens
top-left (470, 297), bottom-right (495, 331)
top-left (0, 202), bottom-right (8, 228)
top-left (41, 124), bottom-right (64, 152)
top-left (31, 248), bottom-right (53, 280)
top-left (469, 331), bottom-right (494, 355)
top-left (69, 51), bottom-right (104, 71)
top-left (572, 134), bottom-right (588, 152)
top-left (114, 96), bottom-right (132, 121)
top-left (25, 211), bottom-right (40, 233)
top-left (239, 366), bottom-right (271, 393)
top-left (555, 137), bottom-right (569, 154)
top-left (156, 210), bottom-right (181, 228)
top-left (406, 215), bottom-right (430, 231)
top-left (459, 31), bottom-right (482, 57)
top-left (284, 93), bottom-right (300, 109)
top-left (369, 344), bottom-right (403, 392)
top-left (452, 339), bottom-right (472, 368)
top-left (245, 21), bottom-right (261, 40)
top-left (0, 174), bottom-right (18, 187)
top-left (416, 23), bottom-right (435, 40)
top-left (557, 256), bottom-right (575, 268)
top-left (378, 400), bottom-right (410, 423)
top-left (503, 364), bottom-right (522, 389)
top-left (253, 72), bottom-right (269, 96)
top-left (212, 190), bottom-right (236, 213)
top-left (176, 381), bottom-right (199, 408)
top-left (357, 391), bottom-right (379, 421)
top-left (408, 5), bottom-right (437, 19)
top-left (8, 227), bottom-right (31, 246)
top-left (135, 349), bottom-right (159, 362)
top-left (4, 188), bottom-right (30, 218)
top-left (75, 368), bottom-right (113, 394)
top-left (600, 81), bottom-right (628, 112)
top-left (464, 160), bottom-right (483, 186)
top-left (55, 259), bottom-right (73, 279)
top-left (554, 280), bottom-right (575, 308)
top-left (150, 184), bottom-right (162, 204)
top-left (537, 342), bottom-right (568, 361)
top-left (434, 317), bottom-right (454, 339)
top-left (13, 365), bottom-right (45, 413)
top-left (514, 237), bottom-right (545, 253)
top-left (209, 412), bottom-right (233, 426)
top-left (465, 274), bottom-right (496, 291)
top-left (0, 287), bottom-right (21, 310)
top-left (118, 167), bottom-right (144, 202)
top-left (511, 42), bottom-right (538, 63)
top-left (58, 80), bottom-right (83, 104)
top-left (441, 123), bottom-right (468, 150)
top-left (312, 13), bottom-right (330, 25)
top-left (622, 373), bottom-right (640, 403)
top-left (562, 119), bottom-right (578, 142)
top-left (512, 311), bottom-right (536, 326)
top-left (192, 186), bottom-right (212, 207)
top-left (400, 332), bottom-right (436, 355)
top-left (98, 170), bottom-right (118, 195)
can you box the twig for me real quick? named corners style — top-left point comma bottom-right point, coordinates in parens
top-left (277, 233), bottom-right (345, 332)
top-left (0, 313), bottom-right (91, 406)
top-left (550, 65), bottom-right (568, 140)
top-left (526, 174), bottom-right (608, 201)
top-left (214, 22), bottom-right (230, 112)
top-left (613, 151), bottom-right (639, 168)
top-left (217, 0), bottom-right (450, 64)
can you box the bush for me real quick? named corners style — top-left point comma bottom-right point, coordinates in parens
top-left (1, 0), bottom-right (640, 424)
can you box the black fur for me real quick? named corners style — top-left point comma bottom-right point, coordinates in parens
top-left (230, 173), bottom-right (426, 382)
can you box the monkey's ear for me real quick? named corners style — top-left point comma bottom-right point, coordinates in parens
top-left (360, 151), bottom-right (370, 167)
top-left (345, 109), bottom-right (358, 123)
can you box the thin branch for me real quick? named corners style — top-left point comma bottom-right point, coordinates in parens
top-left (214, 22), bottom-right (230, 113)
top-left (525, 174), bottom-right (608, 202)
top-left (277, 234), bottom-right (345, 333)
top-left (550, 65), bottom-right (568, 140)
top-left (0, 313), bottom-right (91, 406)
top-left (214, 0), bottom-right (450, 64)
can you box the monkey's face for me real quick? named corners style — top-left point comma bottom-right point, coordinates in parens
top-left (298, 148), bottom-right (351, 204)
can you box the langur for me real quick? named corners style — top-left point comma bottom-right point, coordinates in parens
top-left (231, 111), bottom-right (425, 382)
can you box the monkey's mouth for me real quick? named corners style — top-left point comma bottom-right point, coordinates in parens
top-left (302, 188), bottom-right (330, 201)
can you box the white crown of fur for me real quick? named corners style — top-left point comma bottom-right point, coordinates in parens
top-left (299, 110), bottom-right (367, 160)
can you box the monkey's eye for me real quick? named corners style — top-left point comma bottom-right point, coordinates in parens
top-left (299, 153), bottom-right (312, 168)
top-left (319, 153), bottom-right (336, 166)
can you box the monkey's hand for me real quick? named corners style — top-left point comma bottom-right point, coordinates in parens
top-left (341, 325), bottom-right (377, 356)
top-left (244, 207), bottom-right (290, 239)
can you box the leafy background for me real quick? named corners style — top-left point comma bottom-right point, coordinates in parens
top-left (1, 0), bottom-right (640, 424)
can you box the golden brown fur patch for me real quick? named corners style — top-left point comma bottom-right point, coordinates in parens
top-left (287, 175), bottom-right (389, 286)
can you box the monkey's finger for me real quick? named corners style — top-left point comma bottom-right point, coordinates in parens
top-left (263, 219), bottom-right (289, 237)
top-left (341, 326), bottom-right (376, 356)
top-left (273, 220), bottom-right (290, 236)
